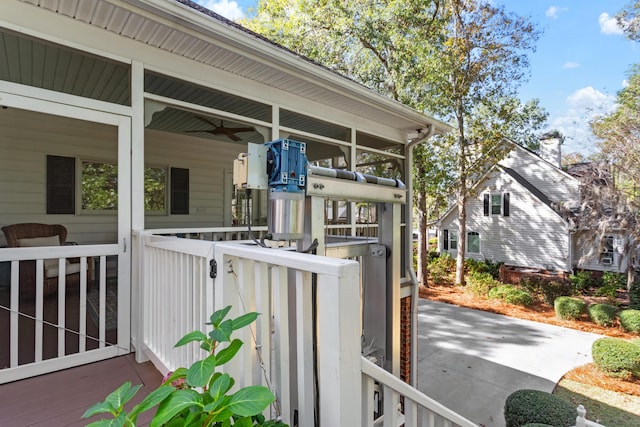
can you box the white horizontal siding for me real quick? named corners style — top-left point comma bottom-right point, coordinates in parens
top-left (499, 145), bottom-right (580, 208)
top-left (441, 171), bottom-right (570, 271)
top-left (0, 107), bottom-right (245, 246)
top-left (573, 231), bottom-right (629, 273)
top-left (143, 129), bottom-right (243, 229)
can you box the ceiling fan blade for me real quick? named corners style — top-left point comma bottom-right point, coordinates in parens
top-left (228, 133), bottom-right (241, 142)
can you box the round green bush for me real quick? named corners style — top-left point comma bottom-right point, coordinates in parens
top-left (521, 424), bottom-right (555, 427)
top-left (554, 297), bottom-right (587, 320)
top-left (489, 285), bottom-right (533, 306)
top-left (588, 303), bottom-right (618, 327)
top-left (592, 337), bottom-right (640, 379)
top-left (619, 309), bottom-right (640, 333)
top-left (466, 271), bottom-right (499, 296)
top-left (504, 389), bottom-right (576, 427)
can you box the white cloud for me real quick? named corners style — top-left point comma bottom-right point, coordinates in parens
top-left (562, 61), bottom-right (580, 69)
top-left (622, 79), bottom-right (630, 88)
top-left (548, 87), bottom-right (617, 155)
top-left (545, 6), bottom-right (567, 19)
top-left (194, 0), bottom-right (244, 21)
top-left (598, 12), bottom-right (623, 35)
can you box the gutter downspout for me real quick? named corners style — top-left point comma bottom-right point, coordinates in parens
top-left (405, 124), bottom-right (435, 387)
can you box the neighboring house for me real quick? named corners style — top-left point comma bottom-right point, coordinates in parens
top-left (437, 135), bottom-right (636, 275)
top-left (0, 1), bottom-right (472, 426)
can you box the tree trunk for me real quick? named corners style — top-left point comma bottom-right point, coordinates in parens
top-left (455, 114), bottom-right (467, 286)
top-left (417, 190), bottom-right (428, 286)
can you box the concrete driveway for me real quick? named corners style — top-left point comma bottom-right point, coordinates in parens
top-left (417, 299), bottom-right (602, 427)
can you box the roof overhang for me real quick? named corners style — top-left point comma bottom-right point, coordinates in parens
top-left (15, 0), bottom-right (451, 141)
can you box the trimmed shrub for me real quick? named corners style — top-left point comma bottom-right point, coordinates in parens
top-left (554, 297), bottom-right (588, 320)
top-left (619, 309), bottom-right (640, 333)
top-left (466, 271), bottom-right (499, 296)
top-left (569, 270), bottom-right (595, 291)
top-left (464, 258), bottom-right (503, 279)
top-left (504, 389), bottom-right (576, 427)
top-left (594, 284), bottom-right (617, 300)
top-left (520, 277), bottom-right (572, 306)
top-left (588, 303), bottom-right (618, 327)
top-left (592, 337), bottom-right (640, 379)
top-left (521, 425), bottom-right (555, 427)
top-left (488, 285), bottom-right (533, 306)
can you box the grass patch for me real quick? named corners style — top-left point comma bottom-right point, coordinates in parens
top-left (553, 379), bottom-right (640, 426)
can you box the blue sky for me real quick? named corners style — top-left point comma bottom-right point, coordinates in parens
top-left (193, 0), bottom-right (637, 156)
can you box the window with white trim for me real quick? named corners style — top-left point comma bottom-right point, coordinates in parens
top-left (450, 231), bottom-right (458, 250)
top-left (491, 194), bottom-right (502, 215)
top-left (484, 192), bottom-right (510, 217)
top-left (468, 231), bottom-right (480, 253)
top-left (600, 236), bottom-right (614, 265)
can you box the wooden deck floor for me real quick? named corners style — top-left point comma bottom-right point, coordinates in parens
top-left (0, 354), bottom-right (163, 426)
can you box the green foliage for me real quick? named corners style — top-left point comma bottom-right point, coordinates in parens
top-left (630, 282), bottom-right (640, 310)
top-left (592, 338), bottom-right (640, 379)
top-left (427, 252), bottom-right (456, 284)
top-left (619, 309), bottom-right (640, 333)
top-left (503, 389), bottom-right (576, 427)
top-left (594, 284), bottom-right (618, 301)
top-left (554, 297), bottom-right (588, 320)
top-left (588, 304), bottom-right (618, 327)
top-left (520, 277), bottom-right (573, 306)
top-left (84, 307), bottom-right (287, 427)
top-left (464, 258), bottom-right (503, 280)
top-left (602, 272), bottom-right (627, 289)
top-left (568, 270), bottom-right (595, 292)
top-left (488, 285), bottom-right (533, 307)
top-left (520, 424), bottom-right (555, 427)
top-left (466, 271), bottom-right (500, 297)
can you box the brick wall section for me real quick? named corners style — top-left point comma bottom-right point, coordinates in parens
top-left (499, 265), bottom-right (569, 284)
top-left (400, 295), bottom-right (412, 383)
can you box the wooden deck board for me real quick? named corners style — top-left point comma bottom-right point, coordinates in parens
top-left (0, 354), bottom-right (163, 426)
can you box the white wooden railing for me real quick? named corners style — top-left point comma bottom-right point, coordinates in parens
top-left (137, 232), bottom-right (477, 427)
top-left (0, 244), bottom-right (123, 384)
top-left (361, 357), bottom-right (477, 427)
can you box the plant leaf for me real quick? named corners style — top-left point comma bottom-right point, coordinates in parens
top-left (150, 389), bottom-right (202, 427)
top-left (130, 385), bottom-right (174, 417)
top-left (231, 312), bottom-right (259, 331)
top-left (233, 416), bottom-right (253, 427)
top-left (186, 354), bottom-right (217, 388)
top-left (210, 319), bottom-right (233, 343)
top-left (208, 373), bottom-right (233, 401)
top-left (82, 401), bottom-right (116, 419)
top-left (175, 330), bottom-right (207, 348)
top-left (216, 339), bottom-right (243, 366)
top-left (209, 306), bottom-right (232, 327)
top-left (85, 416), bottom-right (126, 427)
top-left (103, 381), bottom-right (141, 411)
top-left (227, 386), bottom-right (275, 417)
top-left (162, 367), bottom-right (188, 385)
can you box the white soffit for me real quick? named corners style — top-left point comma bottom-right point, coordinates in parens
top-left (17, 0), bottom-right (450, 137)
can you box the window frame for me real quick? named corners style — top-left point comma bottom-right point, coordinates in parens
top-left (450, 231), bottom-right (458, 250)
top-left (467, 231), bottom-right (480, 253)
top-left (491, 193), bottom-right (502, 215)
top-left (600, 235), bottom-right (615, 265)
top-left (77, 158), bottom-right (119, 214)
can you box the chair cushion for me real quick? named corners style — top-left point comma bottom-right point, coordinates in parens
top-left (45, 261), bottom-right (81, 279)
top-left (17, 235), bottom-right (61, 270)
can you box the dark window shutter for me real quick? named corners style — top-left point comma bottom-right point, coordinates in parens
top-left (171, 167), bottom-right (189, 214)
top-left (503, 192), bottom-right (510, 217)
top-left (483, 194), bottom-right (489, 216)
top-left (47, 155), bottom-right (75, 214)
top-left (443, 229), bottom-right (449, 250)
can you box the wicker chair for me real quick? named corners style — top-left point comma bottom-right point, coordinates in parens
top-left (1, 223), bottom-right (93, 298)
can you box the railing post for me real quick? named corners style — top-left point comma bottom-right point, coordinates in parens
top-left (316, 262), bottom-right (361, 426)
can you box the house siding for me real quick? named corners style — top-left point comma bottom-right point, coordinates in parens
top-left (440, 170), bottom-right (570, 271)
top-left (573, 231), bottom-right (631, 274)
top-left (0, 108), bottom-right (245, 246)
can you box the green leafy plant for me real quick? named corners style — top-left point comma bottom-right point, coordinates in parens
top-left (466, 271), bottom-right (500, 296)
top-left (554, 297), bottom-right (588, 320)
top-left (568, 270), bottom-right (595, 292)
top-left (488, 285), bottom-right (533, 307)
top-left (83, 306), bottom-right (287, 427)
top-left (592, 337), bottom-right (640, 379)
top-left (602, 271), bottom-right (626, 290)
top-left (619, 309), bottom-right (640, 333)
top-left (588, 303), bottom-right (618, 327)
top-left (427, 252), bottom-right (456, 284)
top-left (504, 389), bottom-right (576, 427)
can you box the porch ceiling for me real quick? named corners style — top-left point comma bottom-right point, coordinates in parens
top-left (16, 0), bottom-right (451, 139)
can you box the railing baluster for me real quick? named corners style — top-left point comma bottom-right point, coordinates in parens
top-left (79, 257), bottom-right (87, 353)
top-left (99, 255), bottom-right (106, 348)
top-left (35, 259), bottom-right (44, 363)
top-left (272, 264), bottom-right (291, 424)
top-left (405, 400), bottom-right (418, 427)
top-left (296, 270), bottom-right (314, 427)
top-left (383, 384), bottom-right (399, 427)
top-left (10, 260), bottom-right (19, 367)
top-left (361, 375), bottom-right (375, 426)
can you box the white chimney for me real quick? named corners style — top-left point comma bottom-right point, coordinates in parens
top-left (539, 131), bottom-right (563, 168)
